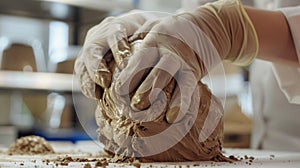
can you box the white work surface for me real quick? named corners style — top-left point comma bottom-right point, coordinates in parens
top-left (0, 141), bottom-right (299, 168)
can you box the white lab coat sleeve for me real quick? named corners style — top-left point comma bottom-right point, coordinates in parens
top-left (280, 6), bottom-right (300, 62)
top-left (271, 5), bottom-right (300, 104)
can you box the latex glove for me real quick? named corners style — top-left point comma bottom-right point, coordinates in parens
top-left (181, 0), bottom-right (217, 12)
top-left (74, 10), bottom-right (162, 99)
top-left (116, 0), bottom-right (259, 123)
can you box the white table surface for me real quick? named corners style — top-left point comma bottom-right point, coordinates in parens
top-left (0, 141), bottom-right (299, 168)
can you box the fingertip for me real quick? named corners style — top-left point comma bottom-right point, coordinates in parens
top-left (108, 32), bottom-right (132, 69)
top-left (114, 67), bottom-right (137, 96)
top-left (166, 106), bottom-right (180, 124)
top-left (131, 88), bottom-right (152, 111)
top-left (129, 32), bottom-right (147, 43)
top-left (95, 70), bottom-right (112, 89)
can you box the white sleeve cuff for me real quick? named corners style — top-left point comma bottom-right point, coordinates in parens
top-left (272, 64), bottom-right (300, 105)
top-left (280, 6), bottom-right (300, 64)
top-left (272, 6), bottom-right (300, 104)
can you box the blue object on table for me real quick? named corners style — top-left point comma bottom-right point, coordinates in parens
top-left (34, 129), bottom-right (93, 143)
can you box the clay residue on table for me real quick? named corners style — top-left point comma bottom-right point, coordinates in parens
top-left (7, 135), bottom-right (54, 155)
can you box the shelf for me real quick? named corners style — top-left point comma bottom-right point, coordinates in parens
top-left (0, 70), bottom-right (81, 93)
top-left (40, 0), bottom-right (134, 12)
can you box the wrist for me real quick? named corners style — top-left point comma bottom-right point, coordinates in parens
top-left (190, 0), bottom-right (259, 66)
top-left (245, 7), bottom-right (299, 66)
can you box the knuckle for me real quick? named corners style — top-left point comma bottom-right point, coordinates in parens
top-left (86, 16), bottom-right (117, 36)
top-left (103, 16), bottom-right (116, 23)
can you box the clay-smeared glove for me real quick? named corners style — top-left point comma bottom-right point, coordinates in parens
top-left (116, 0), bottom-right (259, 123)
top-left (74, 11), bottom-right (162, 99)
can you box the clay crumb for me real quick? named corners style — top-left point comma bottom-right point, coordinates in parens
top-left (229, 155), bottom-right (235, 159)
top-left (241, 155), bottom-right (255, 165)
top-left (95, 160), bottom-right (109, 167)
top-left (83, 163), bottom-right (92, 168)
top-left (62, 156), bottom-right (73, 162)
top-left (60, 161), bottom-right (69, 166)
top-left (131, 160), bottom-right (141, 168)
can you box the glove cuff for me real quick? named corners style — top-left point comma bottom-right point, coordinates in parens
top-left (232, 0), bottom-right (259, 66)
top-left (194, 0), bottom-right (259, 66)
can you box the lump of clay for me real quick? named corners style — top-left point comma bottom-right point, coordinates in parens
top-left (95, 40), bottom-right (229, 162)
top-left (8, 135), bottom-right (54, 155)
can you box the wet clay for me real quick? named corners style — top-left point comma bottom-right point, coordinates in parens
top-left (95, 41), bottom-right (230, 162)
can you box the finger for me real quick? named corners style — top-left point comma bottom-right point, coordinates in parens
top-left (94, 51), bottom-right (113, 89)
top-left (166, 69), bottom-right (198, 124)
top-left (78, 16), bottom-right (140, 95)
top-left (130, 69), bottom-right (172, 111)
top-left (76, 44), bottom-right (113, 98)
top-left (128, 19), bottom-right (160, 43)
top-left (128, 78), bottom-right (175, 122)
top-left (83, 27), bottom-right (119, 90)
top-left (81, 41), bottom-right (111, 90)
top-left (115, 35), bottom-right (159, 96)
top-left (74, 57), bottom-right (97, 99)
top-left (109, 35), bottom-right (131, 69)
top-left (85, 17), bottom-right (135, 76)
top-left (107, 19), bottom-right (144, 70)
top-left (130, 53), bottom-right (181, 111)
top-left (165, 85), bottom-right (180, 124)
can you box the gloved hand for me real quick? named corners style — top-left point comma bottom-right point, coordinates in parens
top-left (74, 10), bottom-right (164, 99)
top-left (115, 0), bottom-right (259, 123)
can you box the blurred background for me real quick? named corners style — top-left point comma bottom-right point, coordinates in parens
top-left (0, 0), bottom-right (254, 149)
